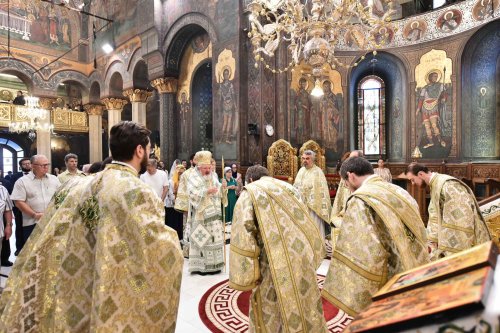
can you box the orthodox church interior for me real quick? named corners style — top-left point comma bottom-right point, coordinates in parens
top-left (0, 0), bottom-right (499, 332)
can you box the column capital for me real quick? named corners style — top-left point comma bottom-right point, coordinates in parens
top-left (37, 97), bottom-right (56, 110)
top-left (101, 98), bottom-right (128, 111)
top-left (123, 89), bottom-right (153, 103)
top-left (84, 104), bottom-right (105, 116)
top-left (151, 77), bottom-right (178, 94)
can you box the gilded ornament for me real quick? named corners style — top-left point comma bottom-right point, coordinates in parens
top-left (84, 104), bottom-right (104, 116)
top-left (101, 98), bottom-right (128, 110)
top-left (38, 97), bottom-right (56, 110)
top-left (151, 78), bottom-right (178, 94)
top-left (123, 89), bottom-right (153, 103)
top-left (54, 189), bottom-right (69, 209)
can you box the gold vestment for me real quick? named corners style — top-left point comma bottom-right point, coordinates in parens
top-left (428, 173), bottom-right (491, 260)
top-left (293, 165), bottom-right (331, 223)
top-left (322, 176), bottom-right (429, 316)
top-left (0, 164), bottom-right (183, 332)
top-left (330, 178), bottom-right (350, 228)
top-left (230, 176), bottom-right (327, 333)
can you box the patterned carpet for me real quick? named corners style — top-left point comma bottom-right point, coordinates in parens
top-left (198, 275), bottom-right (353, 333)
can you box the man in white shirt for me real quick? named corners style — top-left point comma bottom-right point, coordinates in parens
top-left (0, 185), bottom-right (13, 259)
top-left (11, 154), bottom-right (61, 241)
top-left (140, 159), bottom-right (169, 202)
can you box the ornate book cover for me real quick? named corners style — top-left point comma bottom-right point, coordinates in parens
top-left (373, 241), bottom-right (498, 301)
top-left (345, 266), bottom-right (494, 333)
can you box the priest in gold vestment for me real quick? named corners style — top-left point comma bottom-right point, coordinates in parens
top-left (294, 150), bottom-right (331, 253)
top-left (329, 150), bottom-right (363, 248)
top-left (174, 153), bottom-right (197, 256)
top-left (230, 166), bottom-right (327, 333)
top-left (406, 162), bottom-right (491, 260)
top-left (0, 121), bottom-right (183, 332)
top-left (186, 151), bottom-right (226, 274)
top-left (322, 157), bottom-right (429, 316)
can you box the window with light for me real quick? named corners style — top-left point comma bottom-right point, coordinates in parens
top-left (357, 76), bottom-right (386, 157)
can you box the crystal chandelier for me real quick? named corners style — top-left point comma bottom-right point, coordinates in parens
top-left (9, 96), bottom-right (54, 141)
top-left (247, 0), bottom-right (396, 84)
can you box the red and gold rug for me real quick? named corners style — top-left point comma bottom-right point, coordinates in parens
top-left (199, 275), bottom-right (352, 333)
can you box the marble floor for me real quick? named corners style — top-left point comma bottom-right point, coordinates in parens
top-left (0, 224), bottom-right (331, 333)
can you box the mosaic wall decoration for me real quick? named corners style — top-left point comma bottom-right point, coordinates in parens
top-left (403, 19), bottom-right (428, 42)
top-left (414, 50), bottom-right (453, 159)
top-left (0, 0), bottom-right (75, 51)
top-left (214, 48), bottom-right (238, 160)
top-left (176, 32), bottom-right (212, 157)
top-left (472, 0), bottom-right (499, 20)
top-left (332, 0), bottom-right (500, 52)
top-left (289, 62), bottom-right (344, 158)
top-left (192, 65), bottom-right (213, 152)
top-left (461, 21), bottom-right (500, 159)
top-left (91, 0), bottom-right (138, 46)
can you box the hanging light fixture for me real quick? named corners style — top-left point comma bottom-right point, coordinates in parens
top-left (310, 79), bottom-right (324, 97)
top-left (247, 0), bottom-right (396, 80)
top-left (9, 96), bottom-right (54, 141)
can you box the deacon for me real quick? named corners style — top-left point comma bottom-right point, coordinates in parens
top-left (329, 150), bottom-right (363, 248)
top-left (186, 151), bottom-right (225, 274)
top-left (322, 157), bottom-right (429, 316)
top-left (329, 150), bottom-right (363, 227)
top-left (230, 166), bottom-right (327, 333)
top-left (405, 162), bottom-right (491, 260)
top-left (174, 153), bottom-right (197, 257)
top-left (293, 150), bottom-right (331, 254)
top-left (0, 121), bottom-right (183, 332)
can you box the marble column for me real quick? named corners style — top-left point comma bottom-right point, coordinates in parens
top-left (84, 104), bottom-right (104, 163)
top-left (151, 77), bottom-right (177, 167)
top-left (37, 97), bottom-right (55, 165)
top-left (123, 89), bottom-right (152, 126)
top-left (101, 98), bottom-right (128, 135)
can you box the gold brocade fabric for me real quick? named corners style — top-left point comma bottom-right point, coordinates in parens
top-left (428, 173), bottom-right (491, 260)
top-left (174, 167), bottom-right (195, 212)
top-left (229, 177), bottom-right (326, 333)
top-left (186, 170), bottom-right (225, 273)
top-left (373, 167), bottom-right (392, 183)
top-left (0, 164), bottom-right (183, 332)
top-left (322, 176), bottom-right (429, 316)
top-left (330, 178), bottom-right (350, 228)
top-left (294, 165), bottom-right (331, 223)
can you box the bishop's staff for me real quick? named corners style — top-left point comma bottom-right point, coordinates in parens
top-left (220, 155), bottom-right (228, 272)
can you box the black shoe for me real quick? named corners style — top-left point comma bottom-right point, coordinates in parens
top-left (1, 261), bottom-right (13, 267)
top-left (14, 250), bottom-right (19, 256)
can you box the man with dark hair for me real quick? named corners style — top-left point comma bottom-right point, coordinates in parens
top-left (322, 157), bottom-right (429, 316)
top-left (330, 150), bottom-right (364, 227)
top-left (406, 162), bottom-right (490, 260)
top-left (230, 166), bottom-right (327, 332)
top-left (58, 153), bottom-right (85, 184)
top-left (12, 91), bottom-right (25, 106)
top-left (0, 121), bottom-right (183, 332)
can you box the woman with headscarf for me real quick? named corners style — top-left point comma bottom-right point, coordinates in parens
top-left (221, 166), bottom-right (238, 223)
top-left (165, 163), bottom-right (185, 241)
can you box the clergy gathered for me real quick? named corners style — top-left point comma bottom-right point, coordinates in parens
top-left (0, 120), bottom-right (491, 332)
